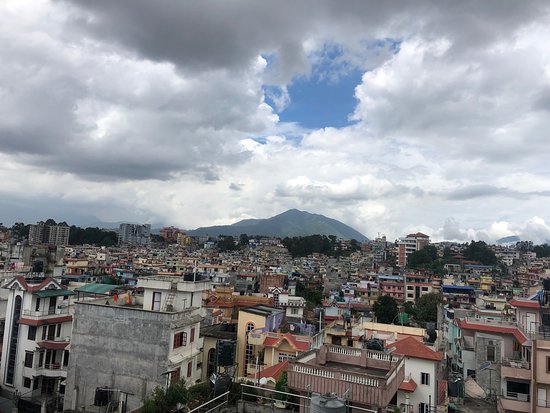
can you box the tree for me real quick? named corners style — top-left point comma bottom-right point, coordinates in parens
top-left (463, 241), bottom-right (497, 265)
top-left (373, 295), bottom-right (398, 324)
top-left (217, 236), bottom-right (237, 252)
top-left (534, 244), bottom-right (550, 258)
top-left (10, 222), bottom-right (29, 240)
top-left (407, 245), bottom-right (438, 269)
top-left (141, 379), bottom-right (189, 413)
top-left (238, 233), bottom-right (250, 248)
top-left (415, 293), bottom-right (443, 325)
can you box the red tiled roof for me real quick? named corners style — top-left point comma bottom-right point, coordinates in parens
top-left (37, 340), bottom-right (69, 350)
top-left (18, 316), bottom-right (73, 326)
top-left (257, 360), bottom-right (289, 381)
top-left (456, 319), bottom-right (528, 344)
top-left (10, 276), bottom-right (68, 293)
top-left (392, 336), bottom-right (443, 362)
top-left (399, 378), bottom-right (417, 392)
top-left (263, 333), bottom-right (310, 352)
top-left (509, 298), bottom-right (540, 309)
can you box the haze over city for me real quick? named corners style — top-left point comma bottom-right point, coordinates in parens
top-left (1, 1), bottom-right (550, 243)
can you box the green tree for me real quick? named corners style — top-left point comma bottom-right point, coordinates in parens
top-left (403, 301), bottom-right (416, 318)
top-left (415, 293), bottom-right (443, 325)
top-left (141, 379), bottom-right (189, 413)
top-left (373, 295), bottom-right (398, 324)
top-left (463, 241), bottom-right (497, 265)
top-left (534, 244), bottom-right (550, 258)
top-left (238, 233), bottom-right (250, 248)
top-left (407, 245), bottom-right (438, 269)
top-left (217, 235), bottom-right (237, 252)
top-left (10, 222), bottom-right (30, 240)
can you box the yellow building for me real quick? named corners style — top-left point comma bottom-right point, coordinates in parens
top-left (236, 305), bottom-right (284, 378)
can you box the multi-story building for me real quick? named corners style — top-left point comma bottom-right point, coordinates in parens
top-left (287, 344), bottom-right (405, 411)
top-left (397, 232), bottom-right (430, 267)
top-left (28, 222), bottom-right (70, 246)
top-left (118, 223), bottom-right (151, 245)
top-left (159, 226), bottom-right (181, 243)
top-left (63, 274), bottom-right (211, 412)
top-left (0, 276), bottom-right (75, 410)
top-left (404, 272), bottom-right (433, 303)
top-left (236, 305), bottom-right (284, 378)
top-left (378, 275), bottom-right (405, 304)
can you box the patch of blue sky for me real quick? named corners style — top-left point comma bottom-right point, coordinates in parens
top-left (263, 39), bottom-right (401, 130)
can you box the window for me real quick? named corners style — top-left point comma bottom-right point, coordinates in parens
top-left (24, 351), bottom-right (34, 368)
top-left (28, 326), bottom-right (37, 341)
top-left (42, 326), bottom-right (47, 340)
top-left (173, 331), bottom-right (188, 348)
top-left (487, 344), bottom-right (495, 362)
top-left (23, 377), bottom-right (31, 388)
top-left (278, 352), bottom-right (296, 363)
top-left (56, 324), bottom-right (62, 337)
top-left (290, 308), bottom-right (299, 315)
top-left (419, 403), bottom-right (429, 413)
top-left (171, 367), bottom-right (181, 383)
top-left (421, 372), bottom-right (430, 385)
top-left (422, 287), bottom-right (429, 292)
top-left (63, 350), bottom-right (69, 367)
top-left (546, 356), bottom-right (550, 373)
top-left (190, 327), bottom-right (195, 343)
top-left (467, 369), bottom-right (476, 379)
top-left (187, 361), bottom-right (193, 378)
top-left (33, 378), bottom-right (39, 390)
top-left (152, 292), bottom-right (161, 311)
top-left (35, 298), bottom-right (41, 312)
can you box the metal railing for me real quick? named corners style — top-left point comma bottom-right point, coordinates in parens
top-left (501, 358), bottom-right (530, 369)
top-left (503, 390), bottom-right (530, 402)
top-left (22, 307), bottom-right (69, 317)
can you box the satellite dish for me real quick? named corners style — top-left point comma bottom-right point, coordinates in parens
top-left (259, 378), bottom-right (268, 385)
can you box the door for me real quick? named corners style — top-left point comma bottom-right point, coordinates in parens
top-left (538, 387), bottom-right (547, 407)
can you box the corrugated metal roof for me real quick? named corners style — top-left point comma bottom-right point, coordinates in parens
top-left (74, 284), bottom-right (119, 295)
top-left (35, 289), bottom-right (75, 298)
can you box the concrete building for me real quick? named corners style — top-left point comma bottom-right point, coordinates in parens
top-left (63, 274), bottom-right (211, 412)
top-left (118, 223), bottom-right (151, 245)
top-left (0, 276), bottom-right (75, 411)
top-left (28, 222), bottom-right (70, 246)
top-left (236, 305), bottom-right (284, 378)
top-left (288, 344), bottom-right (405, 411)
top-left (397, 232), bottom-right (430, 267)
top-left (404, 273), bottom-right (433, 303)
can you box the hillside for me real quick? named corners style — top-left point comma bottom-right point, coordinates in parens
top-left (187, 209), bottom-right (368, 241)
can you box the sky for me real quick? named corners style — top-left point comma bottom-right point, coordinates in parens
top-left (1, 0), bottom-right (550, 243)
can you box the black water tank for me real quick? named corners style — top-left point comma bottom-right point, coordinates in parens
top-left (544, 279), bottom-right (550, 290)
top-left (94, 387), bottom-right (110, 406)
top-left (213, 374), bottom-right (232, 396)
top-left (217, 340), bottom-right (236, 366)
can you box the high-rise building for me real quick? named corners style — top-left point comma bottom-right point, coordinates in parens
top-left (28, 222), bottom-right (70, 246)
top-left (118, 223), bottom-right (151, 245)
top-left (397, 232), bottom-right (430, 267)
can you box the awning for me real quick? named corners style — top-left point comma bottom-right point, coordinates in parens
top-left (74, 284), bottom-right (119, 295)
top-left (35, 290), bottom-right (76, 298)
top-left (37, 341), bottom-right (70, 350)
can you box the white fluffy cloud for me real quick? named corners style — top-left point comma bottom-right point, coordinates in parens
top-left (1, 0), bottom-right (550, 243)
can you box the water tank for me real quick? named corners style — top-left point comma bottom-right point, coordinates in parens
top-left (310, 393), bottom-right (346, 413)
top-left (217, 339), bottom-right (236, 366)
top-left (213, 374), bottom-right (232, 396)
top-left (94, 387), bottom-right (110, 406)
top-left (544, 279), bottom-right (550, 291)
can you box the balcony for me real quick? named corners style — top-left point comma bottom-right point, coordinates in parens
top-left (501, 359), bottom-right (531, 380)
top-left (22, 306), bottom-right (69, 319)
top-left (500, 391), bottom-right (530, 412)
top-left (34, 363), bottom-right (68, 378)
top-left (288, 344), bottom-right (404, 409)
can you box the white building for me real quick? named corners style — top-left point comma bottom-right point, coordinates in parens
top-left (397, 233), bottom-right (430, 267)
top-left (393, 336), bottom-right (444, 413)
top-left (118, 223), bottom-right (151, 245)
top-left (0, 276), bottom-right (75, 409)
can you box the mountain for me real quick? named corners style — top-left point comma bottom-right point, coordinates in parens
top-left (496, 235), bottom-right (520, 244)
top-left (187, 209), bottom-right (368, 241)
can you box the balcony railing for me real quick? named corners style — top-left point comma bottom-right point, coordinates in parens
top-left (503, 391), bottom-right (530, 402)
top-left (22, 307), bottom-right (69, 317)
top-left (501, 358), bottom-right (530, 369)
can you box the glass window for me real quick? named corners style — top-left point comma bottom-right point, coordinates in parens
top-left (152, 292), bottom-right (161, 311)
top-left (24, 351), bottom-right (34, 368)
top-left (27, 326), bottom-right (37, 341)
top-left (421, 372), bottom-right (430, 385)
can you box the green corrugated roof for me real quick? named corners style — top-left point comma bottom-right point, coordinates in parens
top-left (74, 284), bottom-right (119, 295)
top-left (34, 289), bottom-right (76, 298)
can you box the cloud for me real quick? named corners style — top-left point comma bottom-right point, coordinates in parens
top-left (1, 0), bottom-right (550, 244)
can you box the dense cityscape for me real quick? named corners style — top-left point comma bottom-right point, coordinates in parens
top-left (0, 217), bottom-right (550, 413)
